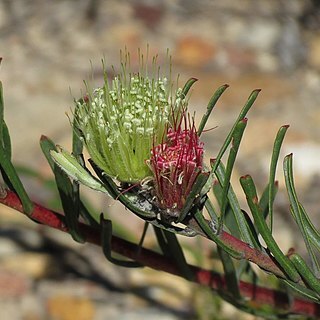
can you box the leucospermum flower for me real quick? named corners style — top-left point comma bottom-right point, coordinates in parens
top-left (148, 113), bottom-right (205, 218)
top-left (74, 54), bottom-right (185, 183)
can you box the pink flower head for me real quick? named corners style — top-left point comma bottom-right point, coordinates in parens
top-left (148, 113), bottom-right (204, 218)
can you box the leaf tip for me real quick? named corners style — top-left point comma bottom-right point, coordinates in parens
top-left (40, 135), bottom-right (48, 141)
top-left (286, 247), bottom-right (295, 258)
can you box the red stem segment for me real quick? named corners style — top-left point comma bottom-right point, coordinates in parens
top-left (0, 190), bottom-right (319, 317)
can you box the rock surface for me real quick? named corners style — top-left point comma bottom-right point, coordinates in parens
top-left (0, 1), bottom-right (320, 319)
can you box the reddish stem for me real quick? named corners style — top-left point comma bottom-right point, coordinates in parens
top-left (0, 190), bottom-right (319, 317)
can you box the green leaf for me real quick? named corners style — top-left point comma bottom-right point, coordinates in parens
top-left (210, 89), bottom-right (261, 175)
top-left (283, 278), bottom-right (320, 302)
top-left (298, 203), bottom-right (320, 251)
top-left (217, 119), bottom-right (247, 232)
top-left (204, 197), bottom-right (219, 224)
top-left (290, 253), bottom-right (320, 296)
top-left (267, 125), bottom-right (289, 230)
top-left (153, 227), bottom-right (194, 280)
top-left (0, 81), bottom-right (4, 140)
top-left (0, 82), bottom-right (32, 212)
top-left (72, 116), bottom-right (84, 160)
top-left (2, 122), bottom-right (11, 159)
top-left (283, 154), bottom-right (320, 277)
top-left (237, 259), bottom-right (258, 285)
top-left (194, 209), bottom-right (244, 259)
top-left (259, 181), bottom-right (278, 220)
top-left (181, 77), bottom-right (198, 99)
top-left (0, 81), bottom-right (12, 161)
top-left (218, 246), bottom-right (241, 300)
top-left (0, 84), bottom-right (33, 213)
top-left (0, 144), bottom-right (33, 214)
top-left (137, 222), bottom-right (149, 248)
top-left (240, 175), bottom-right (300, 282)
top-left (40, 136), bottom-right (86, 242)
top-left (101, 217), bottom-right (142, 267)
top-left (50, 146), bottom-right (110, 194)
top-left (198, 84), bottom-right (229, 136)
top-left (214, 162), bottom-right (259, 249)
top-left (177, 171), bottom-right (209, 223)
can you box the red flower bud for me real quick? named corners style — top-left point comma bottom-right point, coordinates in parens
top-left (148, 113), bottom-right (204, 217)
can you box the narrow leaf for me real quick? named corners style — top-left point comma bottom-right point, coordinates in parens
top-left (259, 181), bottom-right (278, 219)
top-left (204, 197), bottom-right (219, 224)
top-left (0, 82), bottom-right (32, 213)
top-left (50, 147), bottom-right (110, 194)
top-left (290, 253), bottom-right (320, 296)
top-left (214, 162), bottom-right (259, 248)
top-left (283, 154), bottom-right (320, 276)
top-left (198, 84), bottom-right (229, 136)
top-left (40, 136), bottom-right (85, 242)
top-left (210, 89), bottom-right (261, 175)
top-left (153, 226), bottom-right (194, 280)
top-left (181, 77), bottom-right (198, 99)
top-left (0, 81), bottom-right (4, 140)
top-left (0, 145), bottom-right (33, 214)
top-left (282, 279), bottom-right (320, 302)
top-left (218, 119), bottom-right (247, 232)
top-left (298, 203), bottom-right (320, 251)
top-left (2, 122), bottom-right (11, 159)
top-left (218, 246), bottom-right (241, 299)
top-left (267, 125), bottom-right (289, 230)
top-left (194, 209), bottom-right (244, 259)
top-left (101, 217), bottom-right (142, 267)
top-left (240, 175), bottom-right (300, 282)
top-left (177, 172), bottom-right (209, 223)
top-left (163, 230), bottom-right (194, 280)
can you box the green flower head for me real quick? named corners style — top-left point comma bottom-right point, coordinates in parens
top-left (74, 52), bottom-right (185, 183)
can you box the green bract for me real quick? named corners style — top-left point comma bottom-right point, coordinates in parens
top-left (74, 57), bottom-right (184, 183)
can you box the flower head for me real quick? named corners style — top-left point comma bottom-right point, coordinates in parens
top-left (74, 53), bottom-right (185, 183)
top-left (148, 112), bottom-right (204, 218)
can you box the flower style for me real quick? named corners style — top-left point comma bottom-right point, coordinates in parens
top-left (148, 113), bottom-right (204, 218)
top-left (74, 55), bottom-right (185, 183)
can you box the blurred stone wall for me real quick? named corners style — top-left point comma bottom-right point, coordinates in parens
top-left (1, 1), bottom-right (320, 319)
top-left (1, 0), bottom-right (320, 180)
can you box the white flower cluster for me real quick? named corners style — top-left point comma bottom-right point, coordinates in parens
top-left (74, 70), bottom-right (185, 183)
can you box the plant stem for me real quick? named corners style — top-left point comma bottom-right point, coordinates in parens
top-left (0, 189), bottom-right (319, 317)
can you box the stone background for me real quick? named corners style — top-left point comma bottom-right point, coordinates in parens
top-left (1, 0), bottom-right (320, 319)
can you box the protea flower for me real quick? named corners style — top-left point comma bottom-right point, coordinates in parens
top-left (148, 113), bottom-right (204, 218)
top-left (73, 54), bottom-right (185, 183)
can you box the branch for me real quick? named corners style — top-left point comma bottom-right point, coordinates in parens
top-left (0, 189), bottom-right (319, 317)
